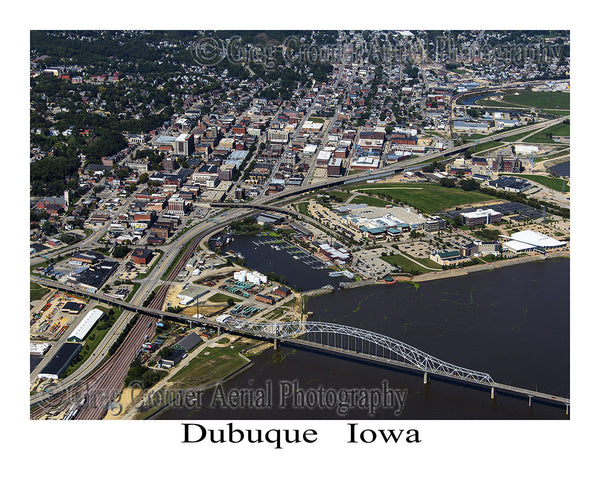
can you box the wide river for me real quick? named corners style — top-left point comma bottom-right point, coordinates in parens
top-left (158, 235), bottom-right (569, 420)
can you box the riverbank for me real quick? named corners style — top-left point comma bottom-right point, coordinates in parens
top-left (300, 251), bottom-right (569, 294)
top-left (533, 155), bottom-right (570, 174)
top-left (409, 250), bottom-right (569, 283)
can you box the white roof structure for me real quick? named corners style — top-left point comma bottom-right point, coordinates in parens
top-left (503, 230), bottom-right (567, 252)
top-left (68, 308), bottom-right (105, 342)
top-left (302, 120), bottom-right (323, 131)
top-left (350, 156), bottom-right (380, 169)
top-left (216, 314), bottom-right (233, 323)
top-left (461, 208), bottom-right (501, 219)
top-left (514, 144), bottom-right (539, 155)
top-left (317, 150), bottom-right (332, 161)
top-left (30, 343), bottom-right (51, 355)
top-left (319, 244), bottom-right (351, 261)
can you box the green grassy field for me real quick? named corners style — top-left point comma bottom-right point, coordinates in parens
top-left (540, 109), bottom-right (571, 117)
top-left (347, 184), bottom-right (496, 214)
top-left (207, 293), bottom-right (242, 304)
top-left (350, 195), bottom-right (390, 207)
top-left (500, 91), bottom-right (570, 110)
top-left (30, 282), bottom-right (49, 302)
top-left (382, 254), bottom-right (431, 275)
top-left (535, 149), bottom-right (569, 161)
top-left (525, 123), bottom-right (570, 143)
top-left (168, 338), bottom-right (258, 388)
top-left (502, 130), bottom-right (537, 142)
top-left (327, 190), bottom-right (352, 202)
top-left (468, 140), bottom-right (503, 154)
top-left (502, 174), bottom-right (569, 192)
top-left (474, 98), bottom-right (510, 107)
top-left (400, 251), bottom-right (442, 269)
top-left (296, 201), bottom-right (309, 216)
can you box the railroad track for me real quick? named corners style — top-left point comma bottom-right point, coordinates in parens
top-left (31, 231), bottom-right (205, 420)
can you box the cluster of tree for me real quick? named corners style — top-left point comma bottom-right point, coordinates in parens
top-left (59, 233), bottom-right (81, 245)
top-left (143, 287), bottom-right (160, 307)
top-left (112, 245), bottom-right (131, 258)
top-left (31, 209), bottom-right (50, 223)
top-left (472, 228), bottom-right (501, 242)
top-left (40, 220), bottom-right (58, 236)
top-left (96, 308), bottom-right (118, 330)
top-left (166, 306), bottom-right (184, 313)
top-left (438, 177), bottom-right (480, 192)
top-left (109, 315), bottom-right (138, 356)
top-left (422, 160), bottom-right (440, 173)
top-left (267, 272), bottom-right (287, 285)
top-left (230, 216), bottom-right (265, 235)
top-left (124, 358), bottom-right (166, 389)
top-left (31, 31), bottom-right (197, 74)
top-left (30, 156), bottom-right (80, 196)
top-left (466, 107), bottom-right (481, 119)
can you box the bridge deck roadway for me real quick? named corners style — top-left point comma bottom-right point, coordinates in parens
top-left (32, 278), bottom-right (569, 408)
top-left (282, 338), bottom-right (569, 406)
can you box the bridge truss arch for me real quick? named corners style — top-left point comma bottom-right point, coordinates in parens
top-left (217, 318), bottom-right (494, 385)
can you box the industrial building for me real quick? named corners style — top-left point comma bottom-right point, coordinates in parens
top-left (30, 343), bottom-right (51, 355)
top-left (61, 301), bottom-right (86, 314)
top-left (514, 145), bottom-right (539, 155)
top-left (234, 269), bottom-right (268, 285)
top-left (452, 120), bottom-right (491, 133)
top-left (70, 260), bottom-right (118, 292)
top-left (160, 331), bottom-right (204, 367)
top-left (255, 212), bottom-right (284, 226)
top-left (256, 293), bottom-right (277, 305)
top-left (70, 250), bottom-right (104, 265)
top-left (488, 176), bottom-right (531, 193)
top-left (176, 285), bottom-right (209, 305)
top-left (38, 343), bottom-right (83, 379)
top-left (67, 308), bottom-right (105, 342)
top-left (288, 221), bottom-right (314, 239)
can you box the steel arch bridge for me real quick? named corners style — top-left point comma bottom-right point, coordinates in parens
top-left (217, 318), bottom-right (494, 386)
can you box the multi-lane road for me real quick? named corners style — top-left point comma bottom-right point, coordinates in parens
top-left (30, 109), bottom-right (568, 419)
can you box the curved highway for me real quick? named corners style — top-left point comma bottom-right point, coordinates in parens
top-left (30, 113), bottom-right (568, 419)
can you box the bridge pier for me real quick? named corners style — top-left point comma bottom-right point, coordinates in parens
top-left (217, 326), bottom-right (222, 336)
top-left (490, 387), bottom-right (495, 400)
top-left (566, 404), bottom-right (569, 415)
top-left (273, 338), bottom-right (279, 351)
top-left (423, 371), bottom-right (429, 384)
top-left (528, 396), bottom-right (532, 407)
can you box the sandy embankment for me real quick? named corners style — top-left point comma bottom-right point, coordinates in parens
top-left (103, 387), bottom-right (144, 420)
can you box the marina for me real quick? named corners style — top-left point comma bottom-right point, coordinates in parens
top-left (251, 237), bottom-right (332, 270)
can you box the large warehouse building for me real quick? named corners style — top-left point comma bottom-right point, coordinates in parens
top-left (67, 308), bottom-right (105, 342)
top-left (502, 230), bottom-right (568, 254)
top-left (38, 343), bottom-right (83, 380)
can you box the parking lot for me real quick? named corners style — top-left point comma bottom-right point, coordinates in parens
top-left (352, 247), bottom-right (396, 279)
